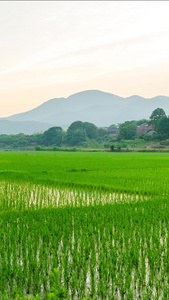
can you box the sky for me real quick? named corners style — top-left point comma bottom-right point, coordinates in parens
top-left (1, 1), bottom-right (169, 117)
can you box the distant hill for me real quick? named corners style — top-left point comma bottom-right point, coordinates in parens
top-left (1, 90), bottom-right (169, 134)
top-left (0, 120), bottom-right (53, 135)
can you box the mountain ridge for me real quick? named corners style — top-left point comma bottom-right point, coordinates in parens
top-left (1, 90), bottom-right (169, 135)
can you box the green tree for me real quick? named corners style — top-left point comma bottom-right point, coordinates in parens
top-left (136, 119), bottom-right (149, 126)
top-left (108, 124), bottom-right (118, 129)
top-left (98, 128), bottom-right (108, 137)
top-left (67, 121), bottom-right (84, 131)
top-left (119, 121), bottom-right (137, 140)
top-left (157, 116), bottom-right (169, 135)
top-left (150, 108), bottom-right (166, 130)
top-left (42, 127), bottom-right (63, 146)
top-left (67, 121), bottom-right (87, 146)
top-left (83, 122), bottom-right (99, 139)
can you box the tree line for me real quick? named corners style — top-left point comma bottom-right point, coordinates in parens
top-left (115, 108), bottom-right (168, 141)
top-left (0, 121), bottom-right (109, 149)
top-left (0, 108), bottom-right (169, 149)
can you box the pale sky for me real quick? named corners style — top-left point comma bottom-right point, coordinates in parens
top-left (1, 1), bottom-right (169, 117)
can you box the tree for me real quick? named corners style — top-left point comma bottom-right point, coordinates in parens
top-left (108, 124), bottom-right (118, 129)
top-left (119, 121), bottom-right (137, 140)
top-left (67, 121), bottom-right (84, 132)
top-left (135, 119), bottom-right (149, 126)
top-left (98, 128), bottom-right (108, 137)
top-left (83, 122), bottom-right (99, 139)
top-left (42, 127), bottom-right (63, 146)
top-left (157, 116), bottom-right (169, 135)
top-left (150, 108), bottom-right (166, 130)
top-left (67, 121), bottom-right (87, 146)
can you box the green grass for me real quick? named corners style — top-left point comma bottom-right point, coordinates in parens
top-left (1, 151), bottom-right (169, 299)
top-left (1, 151), bottom-right (169, 195)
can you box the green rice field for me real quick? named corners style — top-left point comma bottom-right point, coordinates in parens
top-left (1, 151), bottom-right (169, 299)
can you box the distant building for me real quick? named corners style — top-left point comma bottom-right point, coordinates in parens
top-left (137, 123), bottom-right (156, 136)
top-left (105, 123), bottom-right (156, 138)
top-left (107, 128), bottom-right (119, 137)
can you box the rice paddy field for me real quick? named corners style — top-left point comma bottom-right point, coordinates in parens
top-left (1, 151), bottom-right (169, 299)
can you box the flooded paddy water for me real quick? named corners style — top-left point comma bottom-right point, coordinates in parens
top-left (0, 181), bottom-right (147, 211)
top-left (1, 181), bottom-right (169, 299)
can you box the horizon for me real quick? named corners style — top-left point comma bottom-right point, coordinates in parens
top-left (1, 1), bottom-right (169, 117)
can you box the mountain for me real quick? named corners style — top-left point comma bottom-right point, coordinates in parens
top-left (1, 90), bottom-right (169, 134)
top-left (0, 120), bottom-right (53, 135)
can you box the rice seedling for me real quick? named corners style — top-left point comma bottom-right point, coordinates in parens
top-left (1, 152), bottom-right (169, 299)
